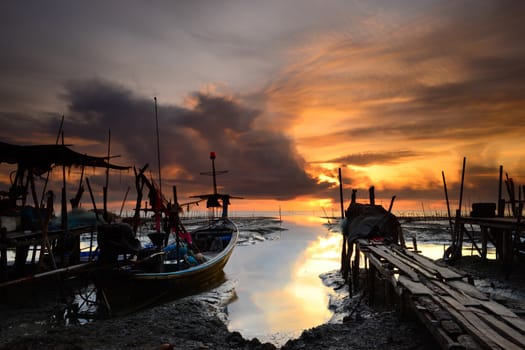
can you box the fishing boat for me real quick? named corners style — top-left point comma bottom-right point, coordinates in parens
top-left (0, 140), bottom-right (129, 303)
top-left (92, 152), bottom-right (240, 312)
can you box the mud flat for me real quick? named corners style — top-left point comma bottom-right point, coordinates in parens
top-left (1, 276), bottom-right (433, 350)
top-left (2, 255), bottom-right (523, 349)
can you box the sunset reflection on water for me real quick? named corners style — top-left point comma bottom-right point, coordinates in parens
top-left (225, 215), bottom-right (342, 345)
top-left (257, 233), bottom-right (341, 332)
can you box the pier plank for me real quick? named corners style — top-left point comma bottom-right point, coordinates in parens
top-left (394, 246), bottom-right (464, 280)
top-left (433, 297), bottom-right (502, 349)
top-left (460, 310), bottom-right (522, 350)
top-left (433, 280), bottom-right (481, 307)
top-left (439, 295), bottom-right (469, 311)
top-left (388, 250), bottom-right (436, 279)
top-left (502, 315), bottom-right (525, 333)
top-left (479, 299), bottom-right (520, 318)
top-left (397, 275), bottom-right (432, 295)
top-left (476, 312), bottom-right (525, 347)
top-left (448, 280), bottom-right (488, 301)
top-left (412, 299), bottom-right (465, 350)
top-left (367, 245), bottom-right (420, 281)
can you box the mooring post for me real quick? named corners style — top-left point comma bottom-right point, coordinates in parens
top-left (0, 226), bottom-right (7, 281)
top-left (498, 165), bottom-right (504, 217)
top-left (338, 168), bottom-right (344, 219)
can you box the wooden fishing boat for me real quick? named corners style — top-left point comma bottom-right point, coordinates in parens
top-left (93, 217), bottom-right (238, 311)
top-left (92, 152), bottom-right (240, 312)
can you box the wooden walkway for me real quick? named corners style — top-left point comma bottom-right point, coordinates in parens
top-left (357, 239), bottom-right (525, 350)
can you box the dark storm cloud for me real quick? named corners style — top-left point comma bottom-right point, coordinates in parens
top-left (0, 112), bottom-right (58, 143)
top-left (60, 79), bottom-right (327, 200)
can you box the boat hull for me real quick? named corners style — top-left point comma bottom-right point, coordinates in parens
top-left (94, 219), bottom-right (238, 312)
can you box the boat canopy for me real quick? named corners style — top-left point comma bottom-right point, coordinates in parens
top-left (0, 141), bottom-right (130, 174)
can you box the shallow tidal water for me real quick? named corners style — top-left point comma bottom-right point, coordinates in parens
top-left (224, 215), bottom-right (341, 346)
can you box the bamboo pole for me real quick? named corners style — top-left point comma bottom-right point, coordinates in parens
top-left (498, 166), bottom-right (504, 217)
top-left (339, 168), bottom-right (347, 282)
top-left (388, 196), bottom-right (396, 213)
top-left (33, 174), bottom-right (57, 270)
top-left (103, 129), bottom-right (111, 221)
top-left (454, 157), bottom-right (467, 258)
top-left (458, 157), bottom-right (466, 217)
top-left (338, 168), bottom-right (344, 219)
top-left (41, 115), bottom-right (64, 206)
top-left (132, 164), bottom-right (148, 234)
top-left (442, 171), bottom-right (454, 240)
top-left (154, 97), bottom-right (163, 231)
top-left (85, 177), bottom-right (99, 221)
top-left (119, 186), bottom-right (130, 218)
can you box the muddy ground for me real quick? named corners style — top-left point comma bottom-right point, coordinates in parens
top-left (1, 256), bottom-right (524, 350)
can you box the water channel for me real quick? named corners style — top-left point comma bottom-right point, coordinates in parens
top-left (222, 214), bottom-right (495, 346)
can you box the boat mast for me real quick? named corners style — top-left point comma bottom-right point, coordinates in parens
top-left (154, 97), bottom-right (163, 232)
top-left (211, 152), bottom-right (218, 195)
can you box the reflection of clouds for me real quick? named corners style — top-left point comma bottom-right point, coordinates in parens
top-left (282, 214), bottom-right (329, 226)
top-left (250, 231), bottom-right (342, 333)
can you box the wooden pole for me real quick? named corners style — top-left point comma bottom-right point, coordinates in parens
top-left (41, 115), bottom-right (64, 206)
top-left (61, 132), bottom-right (68, 231)
top-left (442, 171), bottom-right (454, 240)
top-left (84, 177), bottom-right (98, 262)
top-left (505, 173), bottom-right (516, 217)
top-left (458, 157), bottom-right (466, 217)
top-left (0, 226), bottom-right (7, 281)
top-left (173, 186), bottom-right (180, 267)
top-left (369, 186), bottom-right (375, 206)
top-left (388, 195), bottom-right (396, 213)
top-left (338, 168), bottom-right (344, 219)
top-left (454, 157), bottom-right (467, 258)
top-left (498, 165), bottom-right (504, 217)
top-left (103, 129), bottom-right (111, 221)
top-left (85, 177), bottom-right (99, 221)
top-left (154, 97), bottom-right (163, 233)
top-left (154, 97), bottom-right (162, 206)
top-left (339, 168), bottom-right (347, 282)
top-left (119, 186), bottom-right (130, 218)
top-left (32, 173), bottom-right (57, 270)
top-left (132, 165), bottom-right (148, 233)
top-left (352, 243), bottom-right (360, 292)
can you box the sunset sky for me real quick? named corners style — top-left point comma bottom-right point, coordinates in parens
top-left (1, 1), bottom-right (524, 215)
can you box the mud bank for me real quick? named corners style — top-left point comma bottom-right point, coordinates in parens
top-left (0, 279), bottom-right (433, 350)
top-left (0, 295), bottom-right (433, 350)
top-left (2, 255), bottom-right (523, 350)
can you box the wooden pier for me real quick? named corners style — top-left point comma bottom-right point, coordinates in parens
top-left (356, 239), bottom-right (525, 350)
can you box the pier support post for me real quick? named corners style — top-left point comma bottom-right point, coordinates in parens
top-left (352, 243), bottom-right (360, 292)
top-left (481, 226), bottom-right (488, 259)
top-left (0, 227), bottom-right (7, 281)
